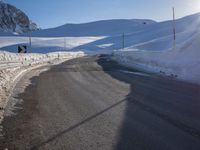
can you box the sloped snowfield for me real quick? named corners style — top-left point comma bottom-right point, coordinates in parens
top-left (113, 31), bottom-right (200, 84)
top-left (110, 13), bottom-right (200, 84)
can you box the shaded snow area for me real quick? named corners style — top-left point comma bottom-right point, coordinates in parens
top-left (0, 51), bottom-right (85, 124)
top-left (0, 36), bottom-right (104, 53)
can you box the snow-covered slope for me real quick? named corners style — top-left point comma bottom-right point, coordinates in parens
top-left (27, 19), bottom-right (156, 37)
top-left (113, 17), bottom-right (200, 84)
top-left (74, 13), bottom-right (200, 51)
top-left (1, 13), bottom-right (200, 54)
top-left (0, 1), bottom-right (38, 34)
top-left (0, 31), bottom-right (14, 36)
top-left (1, 13), bottom-right (200, 53)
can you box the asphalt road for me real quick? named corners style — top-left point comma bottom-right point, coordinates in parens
top-left (0, 55), bottom-right (200, 150)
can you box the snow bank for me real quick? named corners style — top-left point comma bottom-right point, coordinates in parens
top-left (0, 51), bottom-right (85, 122)
top-left (113, 32), bottom-right (200, 84)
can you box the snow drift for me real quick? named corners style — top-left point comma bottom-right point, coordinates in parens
top-left (113, 32), bottom-right (200, 84)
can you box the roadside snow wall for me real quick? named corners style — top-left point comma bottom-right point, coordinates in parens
top-left (0, 51), bottom-right (85, 121)
top-left (113, 33), bottom-right (200, 84)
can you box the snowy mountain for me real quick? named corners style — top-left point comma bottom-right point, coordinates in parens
top-left (2, 12), bottom-right (200, 53)
top-left (72, 13), bottom-right (200, 51)
top-left (0, 12), bottom-right (200, 83)
top-left (0, 1), bottom-right (38, 34)
top-left (28, 19), bottom-right (156, 37)
top-left (18, 12), bottom-right (200, 52)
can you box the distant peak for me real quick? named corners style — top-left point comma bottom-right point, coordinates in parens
top-left (0, 1), bottom-right (39, 34)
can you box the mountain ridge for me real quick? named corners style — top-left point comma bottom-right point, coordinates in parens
top-left (0, 1), bottom-right (38, 34)
top-left (27, 19), bottom-right (156, 37)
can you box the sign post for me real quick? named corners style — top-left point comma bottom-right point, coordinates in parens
top-left (29, 32), bottom-right (32, 53)
top-left (172, 7), bottom-right (176, 49)
top-left (122, 32), bottom-right (125, 50)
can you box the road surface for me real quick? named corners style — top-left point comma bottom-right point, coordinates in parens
top-left (0, 55), bottom-right (200, 150)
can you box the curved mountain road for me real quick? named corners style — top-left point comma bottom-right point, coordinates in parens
top-left (0, 55), bottom-right (200, 150)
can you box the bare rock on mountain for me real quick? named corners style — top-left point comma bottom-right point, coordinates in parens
top-left (0, 1), bottom-right (39, 34)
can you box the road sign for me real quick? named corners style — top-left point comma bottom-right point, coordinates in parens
top-left (18, 45), bottom-right (27, 53)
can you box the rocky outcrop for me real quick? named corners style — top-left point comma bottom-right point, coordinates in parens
top-left (0, 1), bottom-right (38, 34)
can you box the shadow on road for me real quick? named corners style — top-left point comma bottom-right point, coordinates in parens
top-left (1, 56), bottom-right (200, 150)
top-left (97, 56), bottom-right (200, 150)
top-left (32, 56), bottom-right (200, 150)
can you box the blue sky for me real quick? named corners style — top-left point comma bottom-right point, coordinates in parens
top-left (5, 0), bottom-right (200, 29)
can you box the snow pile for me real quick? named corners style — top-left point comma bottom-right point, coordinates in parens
top-left (0, 51), bottom-right (85, 121)
top-left (113, 32), bottom-right (200, 84)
